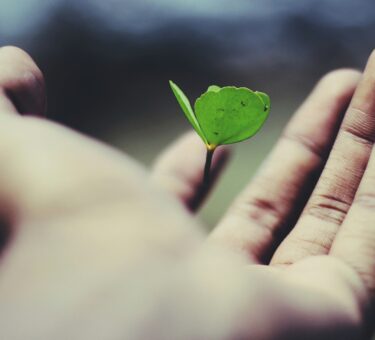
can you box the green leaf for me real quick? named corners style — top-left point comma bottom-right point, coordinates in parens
top-left (194, 86), bottom-right (270, 146)
top-left (169, 81), bottom-right (207, 144)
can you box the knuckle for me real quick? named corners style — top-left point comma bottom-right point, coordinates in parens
top-left (354, 192), bottom-right (375, 209)
top-left (233, 196), bottom-right (282, 233)
top-left (306, 193), bottom-right (350, 225)
top-left (341, 101), bottom-right (375, 140)
top-left (341, 120), bottom-right (375, 147)
top-left (274, 228), bottom-right (334, 266)
top-left (282, 130), bottom-right (326, 159)
top-left (292, 232), bottom-right (332, 255)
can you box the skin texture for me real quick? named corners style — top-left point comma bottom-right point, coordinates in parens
top-left (0, 45), bottom-right (375, 339)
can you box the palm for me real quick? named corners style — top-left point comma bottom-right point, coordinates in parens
top-left (0, 46), bottom-right (374, 339)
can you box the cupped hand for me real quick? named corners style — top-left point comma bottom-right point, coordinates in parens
top-left (0, 45), bottom-right (374, 340)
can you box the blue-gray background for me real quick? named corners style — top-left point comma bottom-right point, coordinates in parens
top-left (1, 0), bottom-right (374, 226)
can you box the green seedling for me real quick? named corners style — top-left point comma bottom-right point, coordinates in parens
top-left (169, 80), bottom-right (270, 194)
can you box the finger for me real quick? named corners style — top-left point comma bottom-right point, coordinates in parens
top-left (209, 69), bottom-right (360, 263)
top-left (151, 131), bottom-right (230, 211)
top-left (0, 46), bottom-right (46, 115)
top-left (272, 52), bottom-right (375, 266)
top-left (330, 137), bottom-right (375, 299)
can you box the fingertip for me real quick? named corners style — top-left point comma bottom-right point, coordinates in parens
top-left (322, 68), bottom-right (361, 82)
top-left (316, 68), bottom-right (361, 98)
top-left (0, 46), bottom-right (46, 116)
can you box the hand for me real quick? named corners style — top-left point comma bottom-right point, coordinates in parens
top-left (155, 51), bottom-right (375, 338)
top-left (0, 45), bottom-right (373, 340)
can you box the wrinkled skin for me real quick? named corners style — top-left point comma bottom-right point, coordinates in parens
top-left (0, 46), bottom-right (374, 339)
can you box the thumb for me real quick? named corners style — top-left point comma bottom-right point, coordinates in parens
top-left (0, 46), bottom-right (46, 116)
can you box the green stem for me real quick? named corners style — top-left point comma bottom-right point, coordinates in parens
top-left (202, 147), bottom-right (215, 189)
top-left (188, 146), bottom-right (216, 211)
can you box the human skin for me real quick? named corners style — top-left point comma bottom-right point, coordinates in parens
top-left (0, 45), bottom-right (374, 339)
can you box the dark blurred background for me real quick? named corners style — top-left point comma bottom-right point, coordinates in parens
top-left (1, 0), bottom-right (374, 227)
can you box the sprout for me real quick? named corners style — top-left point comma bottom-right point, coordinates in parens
top-left (169, 80), bottom-right (270, 191)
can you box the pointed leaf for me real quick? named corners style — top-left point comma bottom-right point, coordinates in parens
top-left (169, 81), bottom-right (207, 144)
